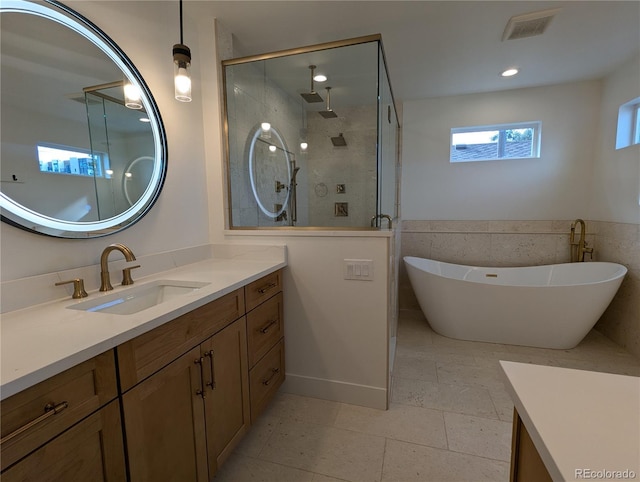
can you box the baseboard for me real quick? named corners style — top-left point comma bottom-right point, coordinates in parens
top-left (281, 373), bottom-right (388, 410)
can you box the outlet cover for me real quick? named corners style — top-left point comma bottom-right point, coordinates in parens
top-left (343, 259), bottom-right (374, 281)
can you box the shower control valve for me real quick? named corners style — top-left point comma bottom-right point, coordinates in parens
top-left (275, 180), bottom-right (288, 193)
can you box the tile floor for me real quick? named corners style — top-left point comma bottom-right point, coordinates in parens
top-left (214, 309), bottom-right (640, 482)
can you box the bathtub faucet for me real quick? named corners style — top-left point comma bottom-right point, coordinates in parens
top-left (569, 219), bottom-right (593, 262)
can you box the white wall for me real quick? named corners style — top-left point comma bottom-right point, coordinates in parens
top-left (401, 80), bottom-right (602, 221)
top-left (221, 233), bottom-right (391, 409)
top-left (1, 1), bottom-right (211, 281)
top-left (590, 53), bottom-right (640, 224)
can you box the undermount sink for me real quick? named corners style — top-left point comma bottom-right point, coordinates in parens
top-left (67, 280), bottom-right (210, 315)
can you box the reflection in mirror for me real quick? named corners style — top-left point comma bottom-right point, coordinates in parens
top-left (248, 124), bottom-right (293, 222)
top-left (123, 156), bottom-right (155, 207)
top-left (0, 0), bottom-right (167, 237)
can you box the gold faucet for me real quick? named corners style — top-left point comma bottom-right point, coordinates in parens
top-left (100, 243), bottom-right (137, 291)
top-left (569, 219), bottom-right (593, 262)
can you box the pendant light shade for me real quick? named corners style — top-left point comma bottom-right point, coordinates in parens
top-left (123, 81), bottom-right (143, 109)
top-left (173, 0), bottom-right (192, 102)
top-left (173, 44), bottom-right (192, 102)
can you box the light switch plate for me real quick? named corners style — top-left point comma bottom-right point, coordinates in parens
top-left (343, 259), bottom-right (374, 281)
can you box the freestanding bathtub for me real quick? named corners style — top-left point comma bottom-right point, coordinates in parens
top-left (404, 256), bottom-right (627, 349)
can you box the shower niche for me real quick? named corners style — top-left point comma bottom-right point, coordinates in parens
top-left (223, 35), bottom-right (399, 229)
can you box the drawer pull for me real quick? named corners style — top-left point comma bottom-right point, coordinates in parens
top-left (257, 282), bottom-right (277, 294)
top-left (1, 401), bottom-right (68, 445)
top-left (194, 358), bottom-right (206, 399)
top-left (259, 319), bottom-right (278, 334)
top-left (262, 368), bottom-right (280, 386)
top-left (204, 350), bottom-right (216, 389)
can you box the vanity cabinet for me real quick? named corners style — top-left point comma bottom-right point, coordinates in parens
top-left (120, 289), bottom-right (250, 481)
top-left (510, 409), bottom-right (552, 482)
top-left (0, 268), bottom-right (284, 481)
top-left (117, 289), bottom-right (245, 392)
top-left (119, 269), bottom-right (283, 480)
top-left (245, 274), bottom-right (285, 422)
top-left (246, 290), bottom-right (285, 422)
top-left (122, 345), bottom-right (208, 481)
top-left (122, 319), bottom-right (250, 481)
top-left (0, 351), bottom-right (125, 480)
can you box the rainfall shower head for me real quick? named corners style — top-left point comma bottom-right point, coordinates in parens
top-left (300, 65), bottom-right (324, 103)
top-left (319, 87), bottom-right (338, 118)
top-left (331, 133), bottom-right (347, 147)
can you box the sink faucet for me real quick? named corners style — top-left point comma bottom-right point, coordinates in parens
top-left (100, 243), bottom-right (137, 291)
top-left (569, 219), bottom-right (593, 262)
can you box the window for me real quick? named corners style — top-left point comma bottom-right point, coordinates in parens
top-left (450, 121), bottom-right (541, 163)
top-left (616, 97), bottom-right (640, 149)
top-left (37, 144), bottom-right (110, 178)
top-left (633, 103), bottom-right (640, 145)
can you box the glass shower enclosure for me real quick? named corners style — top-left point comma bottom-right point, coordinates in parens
top-left (84, 81), bottom-right (156, 223)
top-left (223, 34), bottom-right (399, 229)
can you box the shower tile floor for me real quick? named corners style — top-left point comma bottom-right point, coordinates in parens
top-left (213, 309), bottom-right (640, 482)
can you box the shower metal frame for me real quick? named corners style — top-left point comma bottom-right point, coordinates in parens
top-left (221, 34), bottom-right (400, 230)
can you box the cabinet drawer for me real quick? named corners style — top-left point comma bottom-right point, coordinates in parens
top-left (118, 288), bottom-right (245, 391)
top-left (1, 399), bottom-right (126, 481)
top-left (245, 270), bottom-right (282, 312)
top-left (1, 350), bottom-right (117, 471)
top-left (246, 292), bottom-right (283, 368)
top-left (249, 339), bottom-right (285, 423)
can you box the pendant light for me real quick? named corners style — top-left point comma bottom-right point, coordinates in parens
top-left (173, 0), bottom-right (192, 102)
top-left (123, 81), bottom-right (142, 109)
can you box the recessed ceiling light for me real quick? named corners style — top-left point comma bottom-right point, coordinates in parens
top-left (501, 68), bottom-right (519, 77)
top-left (313, 74), bottom-right (327, 82)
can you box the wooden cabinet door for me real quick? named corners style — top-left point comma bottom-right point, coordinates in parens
top-left (123, 346), bottom-right (208, 482)
top-left (1, 350), bottom-right (118, 471)
top-left (1, 399), bottom-right (125, 482)
top-left (202, 318), bottom-right (250, 474)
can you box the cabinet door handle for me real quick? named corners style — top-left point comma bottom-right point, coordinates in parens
top-left (0, 401), bottom-right (68, 445)
top-left (259, 319), bottom-right (278, 334)
top-left (204, 350), bottom-right (216, 390)
top-left (257, 282), bottom-right (277, 294)
top-left (262, 368), bottom-right (280, 386)
top-left (194, 357), bottom-right (206, 399)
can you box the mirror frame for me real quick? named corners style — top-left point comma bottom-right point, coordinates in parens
top-left (0, 0), bottom-right (168, 238)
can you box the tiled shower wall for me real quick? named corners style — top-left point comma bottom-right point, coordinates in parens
top-left (306, 105), bottom-right (378, 227)
top-left (399, 220), bottom-right (640, 359)
top-left (590, 221), bottom-right (640, 359)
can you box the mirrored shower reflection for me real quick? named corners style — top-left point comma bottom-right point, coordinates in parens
top-left (85, 83), bottom-right (155, 221)
top-left (223, 35), bottom-right (399, 229)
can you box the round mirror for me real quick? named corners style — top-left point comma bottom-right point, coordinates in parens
top-left (248, 124), bottom-right (291, 219)
top-left (0, 0), bottom-right (167, 238)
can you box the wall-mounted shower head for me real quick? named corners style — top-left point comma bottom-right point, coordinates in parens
top-left (331, 133), bottom-right (347, 147)
top-left (300, 65), bottom-right (324, 103)
top-left (319, 87), bottom-right (338, 118)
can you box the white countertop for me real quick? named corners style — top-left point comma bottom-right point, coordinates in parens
top-left (500, 361), bottom-right (640, 481)
top-left (1, 257), bottom-right (286, 400)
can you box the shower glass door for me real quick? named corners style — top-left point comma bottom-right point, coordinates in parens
top-left (223, 35), bottom-right (399, 229)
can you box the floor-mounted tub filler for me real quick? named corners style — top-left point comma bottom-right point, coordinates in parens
top-left (404, 256), bottom-right (627, 349)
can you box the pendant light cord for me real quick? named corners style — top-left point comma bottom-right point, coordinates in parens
top-left (179, 0), bottom-right (184, 45)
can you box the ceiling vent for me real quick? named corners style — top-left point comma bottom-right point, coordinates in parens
top-left (502, 8), bottom-right (561, 41)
